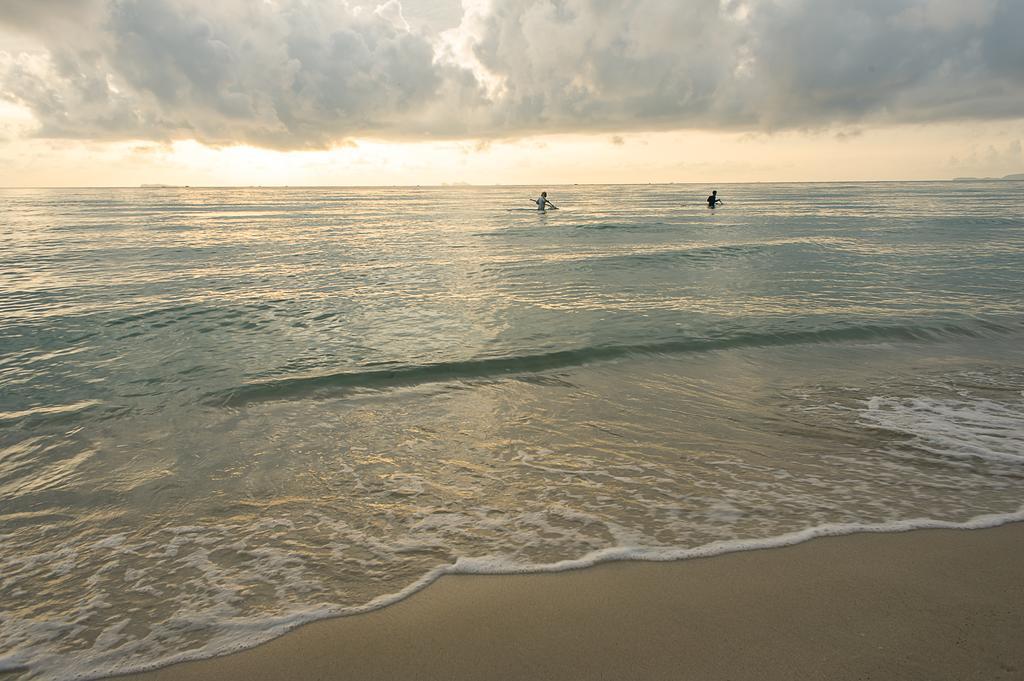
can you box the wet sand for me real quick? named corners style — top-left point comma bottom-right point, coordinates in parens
top-left (118, 523), bottom-right (1024, 681)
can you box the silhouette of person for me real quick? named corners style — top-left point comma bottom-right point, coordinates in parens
top-left (707, 190), bottom-right (722, 208)
top-left (535, 191), bottom-right (556, 211)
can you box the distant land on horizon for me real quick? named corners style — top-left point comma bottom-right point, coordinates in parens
top-left (952, 173), bottom-right (1024, 182)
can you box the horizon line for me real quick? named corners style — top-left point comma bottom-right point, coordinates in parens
top-left (2, 178), bottom-right (1016, 190)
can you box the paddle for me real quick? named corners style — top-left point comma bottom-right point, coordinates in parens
top-left (529, 197), bottom-right (559, 210)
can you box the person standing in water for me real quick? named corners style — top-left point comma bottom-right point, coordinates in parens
top-left (707, 190), bottom-right (722, 208)
top-left (535, 191), bottom-right (557, 211)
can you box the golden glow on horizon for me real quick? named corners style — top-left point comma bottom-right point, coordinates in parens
top-left (3, 0), bottom-right (1023, 188)
top-left (0, 120), bottom-right (1022, 187)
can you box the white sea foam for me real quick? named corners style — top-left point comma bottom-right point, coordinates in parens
top-left (3, 509), bottom-right (1022, 681)
top-left (862, 395), bottom-right (1024, 464)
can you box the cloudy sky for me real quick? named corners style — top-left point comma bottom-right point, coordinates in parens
top-left (1, 0), bottom-right (1022, 185)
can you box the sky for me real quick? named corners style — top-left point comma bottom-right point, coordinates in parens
top-left (1, 0), bottom-right (1023, 186)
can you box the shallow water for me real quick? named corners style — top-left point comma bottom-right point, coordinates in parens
top-left (1, 182), bottom-right (1023, 679)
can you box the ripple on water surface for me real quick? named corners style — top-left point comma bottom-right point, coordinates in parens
top-left (1, 183), bottom-right (1023, 680)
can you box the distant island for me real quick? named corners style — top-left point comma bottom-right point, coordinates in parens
top-left (952, 173), bottom-right (1024, 181)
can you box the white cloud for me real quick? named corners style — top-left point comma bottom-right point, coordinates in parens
top-left (0, 0), bottom-right (488, 147)
top-left (0, 0), bottom-right (1022, 149)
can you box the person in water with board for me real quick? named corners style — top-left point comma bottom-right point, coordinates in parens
top-left (707, 190), bottom-right (722, 208)
top-left (535, 191), bottom-right (557, 211)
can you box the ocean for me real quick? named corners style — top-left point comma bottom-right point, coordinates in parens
top-left (1, 182), bottom-right (1022, 680)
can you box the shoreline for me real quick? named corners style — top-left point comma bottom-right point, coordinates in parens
top-left (114, 523), bottom-right (1024, 681)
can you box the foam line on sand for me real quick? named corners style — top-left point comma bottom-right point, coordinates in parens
top-left (116, 523), bottom-right (1024, 681)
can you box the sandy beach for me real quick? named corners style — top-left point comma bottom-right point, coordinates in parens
top-left (115, 523), bottom-right (1024, 681)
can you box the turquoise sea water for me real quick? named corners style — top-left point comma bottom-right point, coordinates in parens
top-left (2, 183), bottom-right (1023, 679)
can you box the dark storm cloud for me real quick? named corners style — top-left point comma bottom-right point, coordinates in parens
top-left (982, 0), bottom-right (1024, 83)
top-left (0, 0), bottom-right (1022, 148)
top-left (467, 0), bottom-right (1024, 133)
top-left (736, 0), bottom-right (1024, 127)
